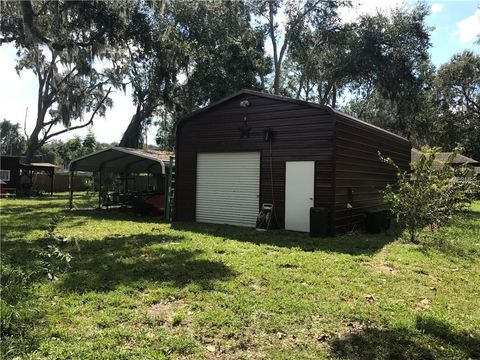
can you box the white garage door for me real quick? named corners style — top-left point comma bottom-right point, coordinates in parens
top-left (196, 152), bottom-right (260, 227)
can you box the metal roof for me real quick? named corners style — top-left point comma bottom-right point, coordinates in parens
top-left (69, 147), bottom-right (173, 174)
top-left (21, 162), bottom-right (60, 168)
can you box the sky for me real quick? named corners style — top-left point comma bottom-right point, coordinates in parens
top-left (0, 0), bottom-right (479, 145)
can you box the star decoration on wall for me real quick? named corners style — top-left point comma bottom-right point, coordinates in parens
top-left (238, 118), bottom-right (251, 138)
top-left (239, 123), bottom-right (251, 138)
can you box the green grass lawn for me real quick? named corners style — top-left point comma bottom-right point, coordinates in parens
top-left (1, 194), bottom-right (479, 359)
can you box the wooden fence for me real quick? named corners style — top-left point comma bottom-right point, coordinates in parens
top-left (26, 173), bottom-right (161, 193)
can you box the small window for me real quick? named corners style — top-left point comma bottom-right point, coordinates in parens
top-left (0, 170), bottom-right (11, 181)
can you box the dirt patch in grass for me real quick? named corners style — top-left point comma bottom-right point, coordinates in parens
top-left (344, 320), bottom-right (366, 334)
top-left (371, 261), bottom-right (399, 275)
top-left (414, 298), bottom-right (432, 311)
top-left (146, 296), bottom-right (190, 328)
top-left (201, 333), bottom-right (265, 360)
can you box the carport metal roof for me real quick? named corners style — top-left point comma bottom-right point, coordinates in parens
top-left (69, 147), bottom-right (173, 174)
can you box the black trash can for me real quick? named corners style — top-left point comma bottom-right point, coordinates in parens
top-left (310, 207), bottom-right (329, 237)
top-left (365, 209), bottom-right (391, 234)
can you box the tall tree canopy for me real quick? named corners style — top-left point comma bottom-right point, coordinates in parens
top-left (154, 0), bottom-right (271, 150)
top-left (251, 0), bottom-right (350, 95)
top-left (120, 0), bottom-right (270, 149)
top-left (433, 51), bottom-right (480, 158)
top-left (0, 119), bottom-right (27, 155)
top-left (336, 4), bottom-right (433, 142)
top-left (1, 0), bottom-right (478, 160)
top-left (286, 3), bottom-right (431, 112)
top-left (56, 131), bottom-right (97, 167)
top-left (118, 2), bottom-right (180, 148)
top-left (0, 0), bottom-right (137, 162)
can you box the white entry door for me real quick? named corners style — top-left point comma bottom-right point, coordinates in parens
top-left (196, 152), bottom-right (260, 227)
top-left (285, 161), bottom-right (315, 232)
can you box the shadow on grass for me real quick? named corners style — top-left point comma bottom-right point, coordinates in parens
top-left (2, 232), bottom-right (235, 294)
top-left (418, 209), bottom-right (480, 259)
top-left (330, 327), bottom-right (436, 360)
top-left (56, 232), bottom-right (235, 293)
top-left (68, 208), bottom-right (164, 222)
top-left (2, 207), bottom-right (164, 241)
top-left (416, 315), bottom-right (480, 358)
top-left (171, 222), bottom-right (400, 255)
top-left (330, 316), bottom-right (480, 360)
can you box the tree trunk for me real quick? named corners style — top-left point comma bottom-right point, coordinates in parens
top-left (273, 63), bottom-right (281, 95)
top-left (320, 82), bottom-right (333, 106)
top-left (331, 85), bottom-right (337, 108)
top-left (296, 75), bottom-right (304, 99)
top-left (268, 0), bottom-right (282, 95)
top-left (24, 112), bottom-right (46, 164)
top-left (119, 112), bottom-right (143, 148)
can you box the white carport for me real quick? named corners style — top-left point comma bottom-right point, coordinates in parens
top-left (68, 147), bottom-right (173, 209)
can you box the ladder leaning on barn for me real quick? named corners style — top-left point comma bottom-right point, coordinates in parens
top-left (164, 156), bottom-right (175, 222)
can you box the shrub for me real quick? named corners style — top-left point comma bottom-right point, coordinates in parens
top-left (381, 146), bottom-right (478, 243)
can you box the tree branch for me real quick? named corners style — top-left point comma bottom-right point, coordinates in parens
top-left (460, 87), bottom-right (480, 114)
top-left (267, 0), bottom-right (278, 66)
top-left (54, 66), bottom-right (78, 89)
top-left (0, 36), bottom-right (19, 44)
top-left (20, 0), bottom-right (106, 51)
top-left (42, 87), bottom-right (112, 142)
top-left (23, 107), bottom-right (30, 141)
top-left (21, 0), bottom-right (53, 46)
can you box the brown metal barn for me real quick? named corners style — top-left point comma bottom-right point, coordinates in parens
top-left (174, 90), bottom-right (411, 235)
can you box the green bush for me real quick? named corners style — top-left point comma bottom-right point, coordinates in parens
top-left (381, 146), bottom-right (479, 243)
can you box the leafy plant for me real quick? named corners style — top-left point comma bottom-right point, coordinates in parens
top-left (41, 215), bottom-right (74, 281)
top-left (380, 146), bottom-right (478, 243)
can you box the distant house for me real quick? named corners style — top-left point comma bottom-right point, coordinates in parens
top-left (0, 155), bottom-right (59, 196)
top-left (436, 152), bottom-right (479, 168)
top-left (411, 149), bottom-right (479, 174)
top-left (0, 155), bottom-right (22, 196)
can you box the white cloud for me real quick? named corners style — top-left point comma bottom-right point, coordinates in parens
top-left (454, 9), bottom-right (480, 44)
top-left (431, 3), bottom-right (444, 14)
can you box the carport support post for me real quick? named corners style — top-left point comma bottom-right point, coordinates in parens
top-left (98, 170), bottom-right (102, 209)
top-left (50, 169), bottom-right (54, 195)
top-left (165, 157), bottom-right (174, 222)
top-left (69, 171), bottom-right (74, 209)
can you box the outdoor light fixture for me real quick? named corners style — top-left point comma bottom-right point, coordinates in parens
top-left (238, 99), bottom-right (251, 138)
top-left (239, 99), bottom-right (251, 108)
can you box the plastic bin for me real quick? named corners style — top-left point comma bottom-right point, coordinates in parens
top-left (310, 207), bottom-right (329, 237)
top-left (365, 209), bottom-right (391, 234)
